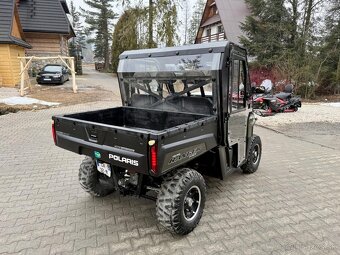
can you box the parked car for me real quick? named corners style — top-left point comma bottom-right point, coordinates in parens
top-left (36, 64), bottom-right (69, 85)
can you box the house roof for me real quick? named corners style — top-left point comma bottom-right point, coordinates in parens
top-left (0, 0), bottom-right (31, 48)
top-left (201, 14), bottom-right (221, 27)
top-left (215, 0), bottom-right (250, 43)
top-left (18, 0), bottom-right (75, 36)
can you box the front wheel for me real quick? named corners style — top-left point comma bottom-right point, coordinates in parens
top-left (156, 168), bottom-right (206, 235)
top-left (241, 135), bottom-right (262, 174)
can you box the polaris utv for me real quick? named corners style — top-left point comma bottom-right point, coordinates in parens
top-left (52, 41), bottom-right (262, 235)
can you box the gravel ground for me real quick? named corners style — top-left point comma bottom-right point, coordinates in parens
top-left (256, 103), bottom-right (340, 126)
top-left (256, 103), bottom-right (340, 150)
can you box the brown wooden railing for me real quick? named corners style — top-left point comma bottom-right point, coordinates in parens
top-left (197, 33), bottom-right (226, 43)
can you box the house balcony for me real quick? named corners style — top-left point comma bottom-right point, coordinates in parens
top-left (197, 32), bottom-right (226, 44)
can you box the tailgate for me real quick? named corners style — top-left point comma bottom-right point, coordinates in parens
top-left (52, 116), bottom-right (150, 173)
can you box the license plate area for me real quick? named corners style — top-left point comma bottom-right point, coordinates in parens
top-left (96, 160), bottom-right (111, 177)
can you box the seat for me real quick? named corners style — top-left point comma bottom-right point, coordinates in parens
top-left (275, 92), bottom-right (291, 100)
top-left (168, 96), bottom-right (213, 115)
top-left (284, 84), bottom-right (294, 93)
top-left (131, 94), bottom-right (158, 107)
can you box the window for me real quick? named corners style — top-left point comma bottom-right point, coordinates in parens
top-left (43, 65), bottom-right (62, 72)
top-left (213, 5), bottom-right (217, 14)
top-left (230, 60), bottom-right (246, 111)
top-left (119, 53), bottom-right (220, 109)
top-left (218, 25), bottom-right (224, 34)
top-left (206, 28), bottom-right (211, 37)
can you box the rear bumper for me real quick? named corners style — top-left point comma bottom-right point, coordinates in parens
top-left (56, 132), bottom-right (149, 174)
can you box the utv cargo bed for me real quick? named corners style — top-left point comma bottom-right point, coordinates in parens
top-left (63, 107), bottom-right (213, 133)
top-left (53, 107), bottom-right (218, 175)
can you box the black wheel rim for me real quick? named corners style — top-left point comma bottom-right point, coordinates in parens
top-left (252, 144), bottom-right (260, 165)
top-left (183, 186), bottom-right (201, 221)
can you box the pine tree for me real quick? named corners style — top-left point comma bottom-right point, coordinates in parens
top-left (81, 0), bottom-right (117, 70)
top-left (119, 0), bottom-right (179, 48)
top-left (317, 0), bottom-right (340, 94)
top-left (69, 1), bottom-right (86, 51)
top-left (69, 1), bottom-right (87, 74)
top-left (155, 0), bottom-right (179, 47)
top-left (111, 9), bottom-right (140, 72)
top-left (188, 0), bottom-right (205, 44)
top-left (240, 0), bottom-right (292, 66)
top-left (240, 0), bottom-right (334, 98)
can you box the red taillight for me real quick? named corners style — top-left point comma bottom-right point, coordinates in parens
top-left (150, 144), bottom-right (158, 174)
top-left (52, 122), bottom-right (57, 144)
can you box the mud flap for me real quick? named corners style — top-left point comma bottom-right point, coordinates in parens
top-left (218, 146), bottom-right (234, 180)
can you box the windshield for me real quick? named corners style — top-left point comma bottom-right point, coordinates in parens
top-left (118, 53), bottom-right (221, 114)
top-left (43, 65), bottom-right (62, 72)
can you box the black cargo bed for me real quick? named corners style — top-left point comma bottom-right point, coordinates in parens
top-left (64, 107), bottom-right (212, 133)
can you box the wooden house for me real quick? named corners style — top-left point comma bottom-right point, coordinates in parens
top-left (195, 0), bottom-right (249, 44)
top-left (17, 0), bottom-right (75, 57)
top-left (0, 0), bottom-right (75, 87)
top-left (0, 0), bottom-right (31, 87)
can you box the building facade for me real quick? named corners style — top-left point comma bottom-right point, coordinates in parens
top-left (17, 0), bottom-right (75, 57)
top-left (195, 0), bottom-right (249, 45)
top-left (0, 1), bottom-right (31, 87)
top-left (0, 0), bottom-right (74, 87)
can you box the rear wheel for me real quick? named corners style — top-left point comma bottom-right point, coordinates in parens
top-left (78, 157), bottom-right (115, 197)
top-left (241, 135), bottom-right (262, 174)
top-left (156, 168), bottom-right (206, 235)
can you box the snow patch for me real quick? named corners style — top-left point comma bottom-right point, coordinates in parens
top-left (321, 102), bottom-right (340, 108)
top-left (0, 97), bottom-right (60, 106)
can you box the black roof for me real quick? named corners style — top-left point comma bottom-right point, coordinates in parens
top-left (0, 0), bottom-right (31, 48)
top-left (18, 0), bottom-right (75, 36)
top-left (120, 41), bottom-right (231, 59)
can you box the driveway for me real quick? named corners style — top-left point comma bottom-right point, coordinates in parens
top-left (64, 64), bottom-right (121, 96)
top-left (2, 65), bottom-right (122, 111)
top-left (0, 99), bottom-right (339, 254)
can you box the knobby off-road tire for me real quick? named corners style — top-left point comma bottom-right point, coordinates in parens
top-left (78, 157), bottom-right (115, 197)
top-left (241, 135), bottom-right (262, 174)
top-left (156, 168), bottom-right (206, 235)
